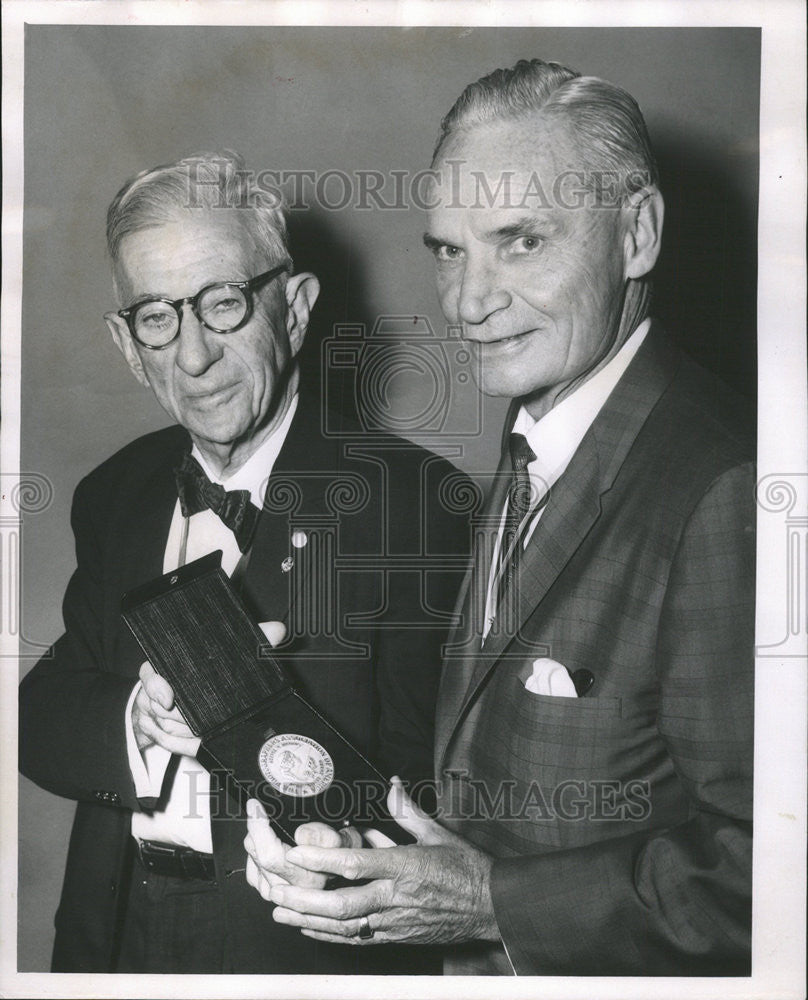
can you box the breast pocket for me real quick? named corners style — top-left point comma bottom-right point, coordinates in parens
top-left (510, 679), bottom-right (624, 773)
top-left (471, 673), bottom-right (655, 851)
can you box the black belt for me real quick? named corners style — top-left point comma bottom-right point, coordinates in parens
top-left (135, 839), bottom-right (216, 882)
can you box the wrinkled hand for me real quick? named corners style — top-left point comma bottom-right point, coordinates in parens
top-left (245, 798), bottom-right (362, 894)
top-left (132, 622), bottom-right (286, 756)
top-left (131, 661), bottom-right (199, 756)
top-left (268, 776), bottom-right (500, 946)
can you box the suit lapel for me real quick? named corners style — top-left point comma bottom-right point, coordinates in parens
top-left (482, 434), bottom-right (604, 663)
top-left (114, 402), bottom-right (341, 660)
top-left (435, 448), bottom-right (511, 769)
top-left (241, 391), bottom-right (333, 625)
top-left (112, 428), bottom-right (189, 671)
top-left (119, 431), bottom-right (189, 593)
top-left (438, 323), bottom-right (682, 768)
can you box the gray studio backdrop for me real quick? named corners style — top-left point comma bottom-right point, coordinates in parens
top-left (19, 25), bottom-right (759, 971)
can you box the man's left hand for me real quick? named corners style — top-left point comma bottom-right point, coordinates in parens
top-left (267, 776), bottom-right (500, 946)
top-left (245, 799), bottom-right (362, 896)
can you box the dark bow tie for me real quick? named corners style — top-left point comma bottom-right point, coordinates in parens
top-left (174, 453), bottom-right (260, 553)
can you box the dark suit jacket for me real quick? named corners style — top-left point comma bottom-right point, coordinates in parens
top-left (435, 324), bottom-right (755, 976)
top-left (20, 391), bottom-right (470, 974)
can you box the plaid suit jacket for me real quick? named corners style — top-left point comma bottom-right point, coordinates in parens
top-left (435, 324), bottom-right (755, 976)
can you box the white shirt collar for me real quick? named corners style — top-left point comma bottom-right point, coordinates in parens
top-left (190, 393), bottom-right (299, 508)
top-left (513, 319), bottom-right (651, 493)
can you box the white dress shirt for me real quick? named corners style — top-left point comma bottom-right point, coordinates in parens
top-left (482, 320), bottom-right (650, 640)
top-left (124, 395), bottom-right (298, 852)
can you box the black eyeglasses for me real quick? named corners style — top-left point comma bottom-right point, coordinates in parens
top-left (118, 260), bottom-right (291, 349)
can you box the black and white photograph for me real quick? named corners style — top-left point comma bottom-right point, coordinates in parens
top-left (1, 2), bottom-right (805, 998)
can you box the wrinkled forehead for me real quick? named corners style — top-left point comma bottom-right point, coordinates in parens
top-left (428, 115), bottom-right (584, 211)
top-left (113, 209), bottom-right (259, 301)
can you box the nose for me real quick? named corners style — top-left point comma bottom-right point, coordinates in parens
top-left (456, 258), bottom-right (512, 326)
top-left (174, 304), bottom-right (223, 376)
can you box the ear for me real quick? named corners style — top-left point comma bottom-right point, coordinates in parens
top-left (104, 312), bottom-right (151, 388)
top-left (284, 272), bottom-right (320, 356)
top-left (622, 186), bottom-right (664, 280)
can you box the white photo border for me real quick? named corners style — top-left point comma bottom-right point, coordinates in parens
top-left (1, 2), bottom-right (805, 998)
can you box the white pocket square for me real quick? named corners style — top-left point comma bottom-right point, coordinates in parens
top-left (258, 621), bottom-right (287, 647)
top-left (524, 657), bottom-right (578, 697)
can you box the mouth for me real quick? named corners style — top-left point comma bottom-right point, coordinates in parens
top-left (467, 329), bottom-right (534, 350)
top-left (184, 382), bottom-right (240, 404)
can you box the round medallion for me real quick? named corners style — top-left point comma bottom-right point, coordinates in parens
top-left (257, 733), bottom-right (334, 798)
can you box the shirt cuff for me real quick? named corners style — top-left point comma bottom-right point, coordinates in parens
top-left (125, 681), bottom-right (172, 799)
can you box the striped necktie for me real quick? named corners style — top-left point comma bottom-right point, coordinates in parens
top-left (495, 432), bottom-right (546, 617)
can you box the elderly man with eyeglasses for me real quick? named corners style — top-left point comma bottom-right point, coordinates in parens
top-left (19, 152), bottom-right (469, 975)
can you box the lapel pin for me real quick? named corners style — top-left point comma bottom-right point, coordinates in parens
top-left (291, 531), bottom-right (308, 549)
top-left (281, 556), bottom-right (294, 573)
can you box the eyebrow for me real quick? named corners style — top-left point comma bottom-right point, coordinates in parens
top-left (422, 233), bottom-right (447, 251)
top-left (128, 292), bottom-right (174, 306)
top-left (484, 215), bottom-right (558, 240)
top-left (422, 214), bottom-right (559, 252)
top-left (123, 271), bottom-right (255, 310)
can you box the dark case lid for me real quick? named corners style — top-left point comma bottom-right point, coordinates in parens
top-left (121, 551), bottom-right (289, 734)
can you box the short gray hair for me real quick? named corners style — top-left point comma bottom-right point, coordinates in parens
top-left (433, 58), bottom-right (659, 201)
top-left (106, 151), bottom-right (290, 267)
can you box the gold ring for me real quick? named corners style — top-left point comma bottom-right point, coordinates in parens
top-left (357, 915), bottom-right (374, 939)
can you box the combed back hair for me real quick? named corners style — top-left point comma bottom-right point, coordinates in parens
top-left (433, 58), bottom-right (659, 202)
top-left (106, 151), bottom-right (290, 269)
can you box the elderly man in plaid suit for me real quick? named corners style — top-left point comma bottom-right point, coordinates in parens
top-left (246, 57), bottom-right (755, 977)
